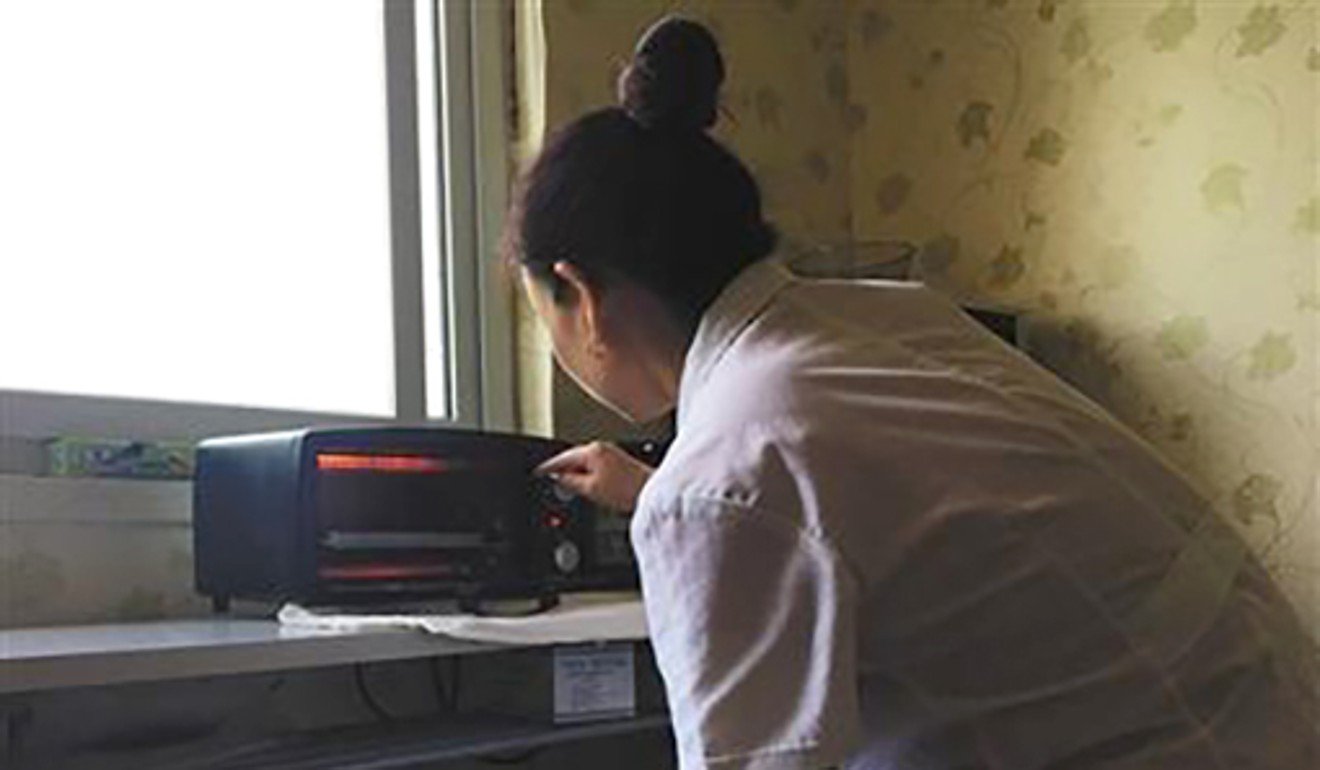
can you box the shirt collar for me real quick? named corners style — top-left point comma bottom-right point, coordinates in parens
top-left (676, 257), bottom-right (794, 426)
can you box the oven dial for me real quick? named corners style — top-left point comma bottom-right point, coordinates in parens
top-left (553, 541), bottom-right (581, 574)
top-left (551, 483), bottom-right (576, 504)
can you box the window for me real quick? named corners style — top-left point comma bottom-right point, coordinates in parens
top-left (0, 0), bottom-right (512, 442)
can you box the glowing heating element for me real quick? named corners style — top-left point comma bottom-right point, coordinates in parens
top-left (316, 453), bottom-right (449, 473)
top-left (318, 564), bottom-right (455, 580)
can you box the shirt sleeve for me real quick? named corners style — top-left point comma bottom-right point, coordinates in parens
top-left (631, 496), bottom-right (860, 770)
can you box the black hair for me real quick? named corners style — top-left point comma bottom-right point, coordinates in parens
top-left (504, 16), bottom-right (777, 334)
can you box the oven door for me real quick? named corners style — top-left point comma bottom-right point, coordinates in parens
top-left (310, 450), bottom-right (540, 601)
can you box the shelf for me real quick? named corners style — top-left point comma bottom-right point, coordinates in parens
top-left (2, 593), bottom-right (649, 695)
top-left (0, 618), bottom-right (510, 695)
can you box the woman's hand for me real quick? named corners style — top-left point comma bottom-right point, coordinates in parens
top-left (536, 441), bottom-right (654, 513)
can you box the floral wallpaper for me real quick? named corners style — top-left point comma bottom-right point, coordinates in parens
top-left (845, 0), bottom-right (1318, 632)
top-left (526, 0), bottom-right (1319, 632)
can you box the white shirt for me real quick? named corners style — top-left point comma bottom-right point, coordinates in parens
top-left (631, 258), bottom-right (1318, 770)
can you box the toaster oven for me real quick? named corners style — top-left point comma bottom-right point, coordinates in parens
top-left (193, 427), bottom-right (638, 612)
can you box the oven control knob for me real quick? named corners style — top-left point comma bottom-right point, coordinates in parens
top-left (553, 541), bottom-right (581, 574)
top-left (551, 483), bottom-right (576, 504)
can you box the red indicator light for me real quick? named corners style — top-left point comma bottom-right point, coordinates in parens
top-left (319, 564), bottom-right (453, 580)
top-left (546, 513), bottom-right (566, 529)
top-left (316, 453), bottom-right (449, 473)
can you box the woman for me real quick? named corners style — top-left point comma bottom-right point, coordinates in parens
top-left (509, 17), bottom-right (1319, 770)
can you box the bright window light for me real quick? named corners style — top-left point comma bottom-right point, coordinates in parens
top-left (0, 1), bottom-right (398, 416)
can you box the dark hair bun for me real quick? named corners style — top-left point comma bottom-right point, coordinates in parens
top-left (618, 16), bottom-right (724, 133)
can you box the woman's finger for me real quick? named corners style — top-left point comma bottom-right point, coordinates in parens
top-left (545, 468), bottom-right (596, 499)
top-left (536, 444), bottom-right (599, 475)
top-left (534, 441), bottom-right (653, 511)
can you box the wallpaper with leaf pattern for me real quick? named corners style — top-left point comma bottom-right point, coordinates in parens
top-left (534, 0), bottom-right (1319, 632)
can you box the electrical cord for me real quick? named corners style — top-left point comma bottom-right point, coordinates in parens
top-left (444, 654), bottom-right (543, 766)
top-left (451, 656), bottom-right (461, 710)
top-left (353, 663), bottom-right (400, 723)
top-left (355, 656), bottom-right (459, 725)
top-left (428, 656), bottom-right (462, 713)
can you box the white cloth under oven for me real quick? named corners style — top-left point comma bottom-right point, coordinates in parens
top-left (276, 591), bottom-right (647, 646)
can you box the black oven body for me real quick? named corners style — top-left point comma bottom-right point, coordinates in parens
top-left (193, 428), bottom-right (638, 611)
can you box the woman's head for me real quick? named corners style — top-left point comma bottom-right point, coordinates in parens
top-left (505, 16), bottom-right (775, 421)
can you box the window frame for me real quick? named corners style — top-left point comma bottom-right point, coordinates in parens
top-left (0, 0), bottom-right (514, 445)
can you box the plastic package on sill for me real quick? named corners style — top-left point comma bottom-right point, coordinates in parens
top-left (45, 437), bottom-right (196, 480)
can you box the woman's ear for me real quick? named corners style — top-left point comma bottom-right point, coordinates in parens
top-left (551, 260), bottom-right (607, 354)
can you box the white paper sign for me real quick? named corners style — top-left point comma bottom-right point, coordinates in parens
top-left (553, 643), bottom-right (636, 723)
